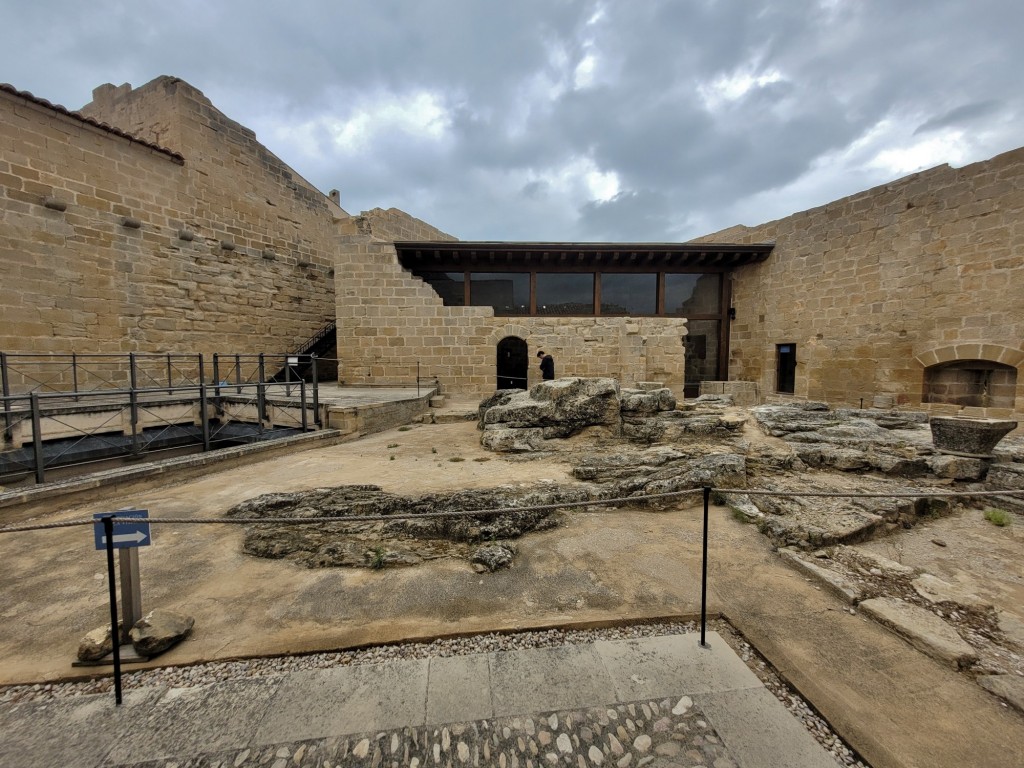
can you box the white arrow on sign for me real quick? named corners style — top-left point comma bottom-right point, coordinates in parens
top-left (100, 530), bottom-right (149, 546)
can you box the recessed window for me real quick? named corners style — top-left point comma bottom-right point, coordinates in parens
top-left (536, 273), bottom-right (594, 315)
top-left (470, 272), bottom-right (530, 314)
top-left (600, 273), bottom-right (656, 315)
top-left (666, 273), bottom-right (721, 315)
top-left (776, 343), bottom-right (796, 394)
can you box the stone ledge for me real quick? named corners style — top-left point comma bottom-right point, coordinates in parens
top-left (858, 597), bottom-right (978, 669)
top-left (778, 548), bottom-right (863, 604)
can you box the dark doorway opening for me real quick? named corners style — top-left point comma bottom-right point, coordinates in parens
top-left (497, 336), bottom-right (528, 390)
top-left (776, 343), bottom-right (796, 394)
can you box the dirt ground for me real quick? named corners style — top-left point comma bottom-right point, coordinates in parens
top-left (1, 415), bottom-right (1023, 768)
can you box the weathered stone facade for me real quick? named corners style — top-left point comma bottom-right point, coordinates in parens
top-left (0, 77), bottom-right (342, 363)
top-left (334, 214), bottom-right (688, 394)
top-left (699, 148), bottom-right (1024, 421)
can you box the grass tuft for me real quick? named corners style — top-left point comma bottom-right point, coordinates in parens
top-left (984, 508), bottom-right (1012, 527)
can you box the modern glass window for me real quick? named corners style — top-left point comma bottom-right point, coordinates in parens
top-left (536, 273), bottom-right (594, 314)
top-left (419, 272), bottom-right (465, 306)
top-left (665, 273), bottom-right (721, 315)
top-left (470, 272), bottom-right (530, 315)
top-left (600, 273), bottom-right (656, 315)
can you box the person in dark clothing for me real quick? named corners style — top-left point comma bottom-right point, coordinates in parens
top-left (537, 350), bottom-right (555, 380)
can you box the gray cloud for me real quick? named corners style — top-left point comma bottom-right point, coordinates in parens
top-left (3, 0), bottom-right (1023, 241)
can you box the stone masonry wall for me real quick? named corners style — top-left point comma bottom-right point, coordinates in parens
top-left (1, 77), bottom-right (341, 373)
top-left (697, 148), bottom-right (1024, 418)
top-left (335, 228), bottom-right (688, 395)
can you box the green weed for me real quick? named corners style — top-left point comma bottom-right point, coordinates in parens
top-left (984, 508), bottom-right (1012, 527)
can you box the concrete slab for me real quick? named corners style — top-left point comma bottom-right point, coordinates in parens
top-left (695, 687), bottom-right (840, 768)
top-left (594, 630), bottom-right (762, 700)
top-left (253, 657), bottom-right (429, 744)
top-left (0, 688), bottom-right (163, 768)
top-left (426, 652), bottom-right (492, 724)
top-left (105, 679), bottom-right (282, 764)
top-left (488, 642), bottom-right (617, 716)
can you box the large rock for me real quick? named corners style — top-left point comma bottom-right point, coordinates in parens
top-left (928, 454), bottom-right (987, 480)
top-left (129, 609), bottom-right (194, 656)
top-left (470, 543), bottom-right (516, 572)
top-left (619, 387), bottom-right (676, 414)
top-left (226, 483), bottom-right (588, 568)
top-left (77, 624), bottom-right (119, 662)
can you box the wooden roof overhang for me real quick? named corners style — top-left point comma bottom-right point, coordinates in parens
top-left (394, 241), bottom-right (774, 272)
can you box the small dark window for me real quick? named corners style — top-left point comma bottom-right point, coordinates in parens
top-left (776, 344), bottom-right (796, 394)
top-left (536, 273), bottom-right (594, 315)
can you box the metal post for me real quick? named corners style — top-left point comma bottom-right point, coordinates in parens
top-left (300, 381), bottom-right (308, 431)
top-left (128, 353), bottom-right (140, 455)
top-left (30, 392), bottom-right (45, 484)
top-left (311, 355), bottom-right (320, 428)
top-left (197, 354), bottom-right (205, 388)
top-left (118, 547), bottom-right (142, 643)
top-left (102, 516), bottom-right (123, 705)
top-left (71, 352), bottom-right (79, 401)
top-left (700, 485), bottom-right (710, 648)
top-left (234, 354), bottom-right (242, 395)
top-left (1, 352), bottom-right (11, 443)
top-left (417, 361), bottom-right (420, 398)
top-left (200, 383), bottom-right (211, 451)
top-left (285, 358), bottom-right (292, 398)
top-left (256, 382), bottom-right (266, 434)
top-left (258, 354), bottom-right (267, 423)
top-left (166, 353), bottom-right (173, 394)
top-left (212, 354), bottom-right (222, 416)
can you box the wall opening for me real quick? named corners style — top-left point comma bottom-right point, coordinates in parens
top-left (496, 336), bottom-right (528, 390)
top-left (776, 343), bottom-right (796, 394)
top-left (923, 360), bottom-right (1017, 408)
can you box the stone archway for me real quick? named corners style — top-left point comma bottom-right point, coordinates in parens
top-left (496, 336), bottom-right (528, 390)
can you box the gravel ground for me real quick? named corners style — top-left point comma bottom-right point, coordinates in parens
top-left (0, 618), bottom-right (868, 767)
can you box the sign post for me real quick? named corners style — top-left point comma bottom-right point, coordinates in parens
top-left (91, 509), bottom-right (152, 705)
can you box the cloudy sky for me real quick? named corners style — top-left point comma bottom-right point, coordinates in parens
top-left (3, 0), bottom-right (1022, 241)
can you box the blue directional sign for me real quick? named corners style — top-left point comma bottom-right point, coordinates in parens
top-left (93, 509), bottom-right (152, 550)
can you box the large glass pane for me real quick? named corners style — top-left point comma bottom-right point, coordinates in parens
top-left (416, 271), bottom-right (464, 306)
top-left (470, 272), bottom-right (530, 315)
top-left (665, 273), bottom-right (721, 315)
top-left (684, 319), bottom-right (721, 391)
top-left (536, 273), bottom-right (594, 314)
top-left (600, 273), bottom-right (656, 315)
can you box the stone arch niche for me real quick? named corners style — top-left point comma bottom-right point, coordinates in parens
top-left (922, 359), bottom-right (1018, 408)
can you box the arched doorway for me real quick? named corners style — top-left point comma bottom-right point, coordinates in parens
top-left (496, 336), bottom-right (528, 390)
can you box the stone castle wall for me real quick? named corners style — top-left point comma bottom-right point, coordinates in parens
top-left (698, 148), bottom-right (1024, 417)
top-left (0, 77), bottom-right (341, 370)
top-left (335, 212), bottom-right (687, 394)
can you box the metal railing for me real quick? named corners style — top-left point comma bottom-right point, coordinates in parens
top-left (1, 380), bottom-right (314, 485)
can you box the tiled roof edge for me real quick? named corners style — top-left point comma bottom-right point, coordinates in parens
top-left (0, 83), bottom-right (185, 165)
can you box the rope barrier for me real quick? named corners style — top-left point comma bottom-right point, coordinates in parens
top-left (0, 486), bottom-right (1020, 535)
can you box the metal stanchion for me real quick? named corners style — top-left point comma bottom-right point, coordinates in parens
top-left (102, 515), bottom-right (123, 705)
top-left (30, 392), bottom-right (44, 484)
top-left (700, 485), bottom-right (710, 648)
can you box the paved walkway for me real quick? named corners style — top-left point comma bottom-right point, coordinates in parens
top-left (0, 632), bottom-right (836, 768)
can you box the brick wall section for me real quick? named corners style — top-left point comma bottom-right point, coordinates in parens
top-left (695, 148), bottom-right (1024, 417)
top-left (335, 226), bottom-right (687, 395)
top-left (1, 77), bottom-right (342, 366)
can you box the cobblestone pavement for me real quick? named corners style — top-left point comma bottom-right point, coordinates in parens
top-left (123, 697), bottom-right (734, 768)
